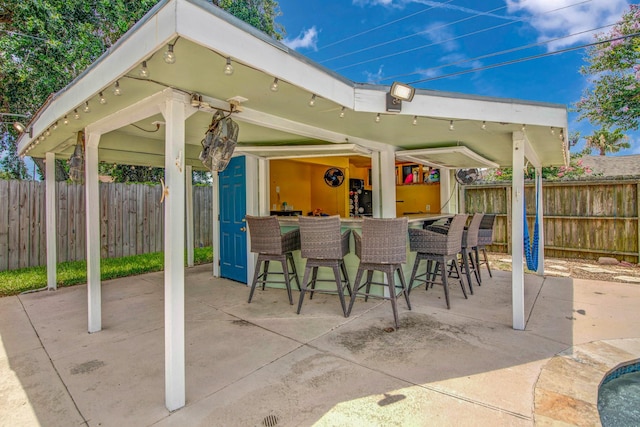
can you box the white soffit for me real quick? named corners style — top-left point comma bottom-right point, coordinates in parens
top-left (395, 146), bottom-right (499, 169)
top-left (234, 143), bottom-right (372, 160)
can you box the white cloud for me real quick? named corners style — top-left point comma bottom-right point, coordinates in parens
top-left (363, 65), bottom-right (386, 83)
top-left (354, 0), bottom-right (519, 21)
top-left (283, 26), bottom-right (319, 51)
top-left (505, 0), bottom-right (630, 51)
top-left (422, 22), bottom-right (458, 52)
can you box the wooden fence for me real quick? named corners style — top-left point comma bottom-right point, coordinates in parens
top-left (0, 180), bottom-right (213, 271)
top-left (463, 178), bottom-right (640, 263)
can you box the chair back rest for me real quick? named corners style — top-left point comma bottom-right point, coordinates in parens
top-left (245, 215), bottom-right (284, 254)
top-left (463, 213), bottom-right (483, 247)
top-left (299, 215), bottom-right (344, 259)
top-left (477, 213), bottom-right (496, 245)
top-left (361, 217), bottom-right (408, 264)
top-left (445, 214), bottom-right (468, 254)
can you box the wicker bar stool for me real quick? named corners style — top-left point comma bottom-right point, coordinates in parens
top-left (458, 213), bottom-right (484, 293)
top-left (475, 214), bottom-right (496, 279)
top-left (408, 214), bottom-right (468, 309)
top-left (246, 215), bottom-right (301, 305)
top-left (296, 216), bottom-right (352, 316)
top-left (346, 217), bottom-right (411, 329)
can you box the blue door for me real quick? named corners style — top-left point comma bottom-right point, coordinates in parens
top-left (219, 156), bottom-right (247, 283)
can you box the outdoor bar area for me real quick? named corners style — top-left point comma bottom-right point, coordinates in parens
top-left (13, 0), bottom-right (569, 413)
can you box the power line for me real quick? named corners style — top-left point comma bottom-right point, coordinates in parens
top-left (383, 22), bottom-right (615, 83)
top-left (317, 0), bottom-right (457, 52)
top-left (406, 32), bottom-right (640, 85)
top-left (331, 0), bottom-right (592, 71)
top-left (321, 2), bottom-right (512, 65)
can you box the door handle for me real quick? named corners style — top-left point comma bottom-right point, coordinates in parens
top-left (240, 227), bottom-right (246, 232)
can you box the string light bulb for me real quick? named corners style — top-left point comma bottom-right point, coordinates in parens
top-left (270, 78), bottom-right (279, 92)
top-left (74, 109), bottom-right (80, 120)
top-left (449, 120), bottom-right (454, 131)
top-left (375, 113), bottom-right (381, 123)
top-left (339, 106), bottom-right (346, 118)
top-left (412, 116), bottom-right (418, 126)
top-left (139, 61), bottom-right (150, 78)
top-left (99, 92), bottom-right (107, 105)
top-left (52, 121), bottom-right (58, 130)
top-left (63, 115), bottom-right (69, 125)
top-left (223, 57), bottom-right (234, 75)
top-left (113, 81), bottom-right (121, 96)
top-left (550, 127), bottom-right (555, 135)
top-left (482, 121), bottom-right (486, 130)
top-left (521, 124), bottom-right (526, 132)
top-left (83, 101), bottom-right (91, 113)
top-left (45, 128), bottom-right (51, 136)
top-left (164, 44), bottom-right (176, 64)
top-left (308, 94), bottom-right (316, 107)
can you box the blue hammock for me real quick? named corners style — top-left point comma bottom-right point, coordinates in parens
top-left (523, 187), bottom-right (539, 271)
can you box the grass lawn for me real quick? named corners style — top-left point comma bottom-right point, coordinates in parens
top-left (0, 247), bottom-right (213, 297)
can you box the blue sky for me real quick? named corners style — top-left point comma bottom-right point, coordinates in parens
top-left (276, 0), bottom-right (638, 156)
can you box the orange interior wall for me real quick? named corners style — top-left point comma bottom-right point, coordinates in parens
top-left (395, 184), bottom-right (441, 216)
top-left (269, 160), bottom-right (311, 212)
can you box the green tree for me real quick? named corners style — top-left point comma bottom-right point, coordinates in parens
top-left (576, 5), bottom-right (640, 131)
top-left (0, 0), bottom-right (283, 180)
top-left (583, 127), bottom-right (630, 156)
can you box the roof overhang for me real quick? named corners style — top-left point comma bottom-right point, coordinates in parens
top-left (15, 0), bottom-right (569, 169)
top-left (395, 146), bottom-right (500, 169)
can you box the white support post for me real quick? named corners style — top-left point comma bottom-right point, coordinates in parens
top-left (185, 165), bottom-right (194, 268)
top-left (536, 168), bottom-right (545, 276)
top-left (258, 157), bottom-right (269, 216)
top-left (212, 171), bottom-right (220, 277)
top-left (85, 132), bottom-right (102, 333)
top-left (439, 168), bottom-right (454, 214)
top-left (163, 95), bottom-right (186, 412)
top-left (379, 147), bottom-right (397, 218)
top-left (511, 135), bottom-right (525, 330)
top-left (370, 151), bottom-right (381, 218)
top-left (45, 152), bottom-right (57, 291)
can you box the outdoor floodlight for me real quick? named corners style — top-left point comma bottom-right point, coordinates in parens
top-left (386, 81), bottom-right (415, 113)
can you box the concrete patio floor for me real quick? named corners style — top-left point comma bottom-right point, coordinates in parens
top-left (1, 264), bottom-right (639, 426)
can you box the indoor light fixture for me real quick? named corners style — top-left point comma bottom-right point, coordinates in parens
top-left (164, 44), bottom-right (176, 64)
top-left (139, 61), bottom-right (150, 78)
top-left (386, 81), bottom-right (415, 113)
top-left (83, 101), bottom-right (91, 113)
top-left (308, 94), bottom-right (316, 107)
top-left (412, 116), bottom-right (418, 126)
top-left (339, 106), bottom-right (346, 118)
top-left (270, 78), bottom-right (279, 92)
top-left (375, 113), bottom-right (381, 123)
top-left (99, 92), bottom-right (107, 105)
top-left (74, 109), bottom-right (80, 120)
top-left (113, 81), bottom-right (121, 96)
top-left (223, 57), bottom-right (234, 75)
top-left (449, 120), bottom-right (454, 131)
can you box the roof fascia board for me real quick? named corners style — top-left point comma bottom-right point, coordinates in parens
top-left (235, 143), bottom-right (372, 159)
top-left (354, 86), bottom-right (568, 128)
top-left (18, 1), bottom-right (178, 154)
top-left (176, 0), bottom-right (354, 109)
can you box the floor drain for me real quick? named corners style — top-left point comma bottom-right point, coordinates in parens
top-left (262, 414), bottom-right (279, 427)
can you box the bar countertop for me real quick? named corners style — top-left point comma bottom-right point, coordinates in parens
top-left (276, 213), bottom-right (452, 228)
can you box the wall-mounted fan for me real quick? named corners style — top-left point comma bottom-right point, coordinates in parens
top-left (455, 168), bottom-right (479, 185)
top-left (324, 167), bottom-right (344, 187)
